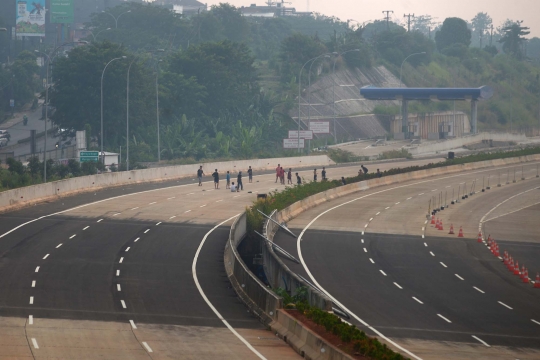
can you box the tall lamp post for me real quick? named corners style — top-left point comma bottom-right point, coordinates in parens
top-left (88, 27), bottom-right (111, 41)
top-left (399, 52), bottom-right (426, 87)
top-left (101, 56), bottom-right (126, 166)
top-left (332, 49), bottom-right (360, 143)
top-left (102, 10), bottom-right (131, 28)
top-left (153, 56), bottom-right (164, 162)
top-left (307, 53), bottom-right (333, 152)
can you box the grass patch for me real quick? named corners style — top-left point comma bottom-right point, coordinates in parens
top-left (378, 149), bottom-right (412, 160)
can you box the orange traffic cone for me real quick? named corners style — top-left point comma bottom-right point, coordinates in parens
top-left (503, 251), bottom-right (509, 265)
top-left (534, 273), bottom-right (540, 288)
top-left (435, 218), bottom-right (440, 229)
top-left (522, 268), bottom-right (529, 283)
top-left (494, 243), bottom-right (500, 257)
top-left (520, 266), bottom-right (526, 280)
top-left (508, 257), bottom-right (514, 271)
top-left (458, 226), bottom-right (464, 237)
top-left (448, 224), bottom-right (455, 235)
top-left (477, 232), bottom-right (482, 243)
top-left (514, 261), bottom-right (520, 275)
top-left (431, 215), bottom-right (436, 224)
top-left (439, 220), bottom-right (444, 231)
top-left (487, 234), bottom-right (492, 245)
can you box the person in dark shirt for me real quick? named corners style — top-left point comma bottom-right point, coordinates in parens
top-left (322, 167), bottom-right (327, 181)
top-left (248, 166), bottom-right (253, 183)
top-left (296, 172), bottom-right (302, 185)
top-left (341, 177), bottom-right (347, 185)
top-left (197, 166), bottom-right (204, 186)
top-left (237, 171), bottom-right (243, 191)
top-left (376, 168), bottom-right (382, 178)
top-left (361, 165), bottom-right (368, 174)
top-left (313, 169), bottom-right (317, 182)
top-left (287, 168), bottom-right (292, 184)
top-left (212, 169), bottom-right (219, 189)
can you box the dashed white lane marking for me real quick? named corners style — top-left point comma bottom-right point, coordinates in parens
top-left (385, 206), bottom-right (390, 209)
top-left (117, 284), bottom-right (121, 291)
top-left (472, 335), bottom-right (490, 347)
top-left (430, 251), bottom-right (435, 256)
top-left (69, 235), bottom-right (76, 239)
top-left (361, 239), bottom-right (364, 243)
top-left (200, 204), bottom-right (207, 208)
top-left (424, 220), bottom-right (428, 224)
top-left (376, 212), bottom-right (380, 215)
top-left (395, 202), bottom-right (400, 205)
top-left (148, 202), bottom-right (157, 205)
top-left (32, 281), bottom-right (36, 288)
top-left (455, 274), bottom-right (464, 280)
top-left (29, 315), bottom-right (33, 325)
top-left (169, 215), bottom-right (176, 219)
top-left (498, 301), bottom-right (513, 310)
top-left (83, 226), bottom-right (89, 230)
top-left (116, 270), bottom-right (120, 276)
top-left (379, 270), bottom-right (387, 276)
top-left (125, 247), bottom-right (130, 252)
top-left (394, 282), bottom-right (403, 289)
top-left (134, 237), bottom-right (139, 242)
top-left (144, 229), bottom-right (150, 234)
top-left (473, 286), bottom-right (485, 293)
top-left (369, 258), bottom-right (375, 264)
top-left (187, 193), bottom-right (195, 195)
top-left (361, 231), bottom-right (364, 235)
top-left (113, 213), bottom-right (121, 216)
top-left (445, 185), bottom-right (451, 188)
top-left (35, 266), bottom-right (40, 273)
top-left (412, 297), bottom-right (424, 304)
top-left (129, 320), bottom-right (137, 329)
top-left (418, 193), bottom-right (424, 196)
top-left (31, 338), bottom-right (39, 349)
top-left (407, 197), bottom-right (412, 200)
top-left (431, 189), bottom-right (437, 192)
top-left (156, 222), bottom-right (162, 226)
top-left (424, 242), bottom-right (427, 247)
top-left (142, 342), bottom-right (153, 353)
top-left (437, 314), bottom-right (452, 323)
top-left (121, 300), bottom-right (127, 309)
top-left (440, 262), bottom-right (447, 268)
top-left (119, 257), bottom-right (124, 263)
top-left (369, 217), bottom-right (373, 221)
top-left (167, 197), bottom-right (175, 200)
top-left (233, 195), bottom-right (241, 198)
top-left (42, 254), bottom-right (49, 260)
top-left (459, 182), bottom-right (464, 185)
top-left (185, 210), bottom-right (192, 213)
top-left (364, 224), bottom-right (368, 228)
top-left (422, 227), bottom-right (425, 231)
top-left (531, 319), bottom-right (540, 326)
top-left (56, 244), bottom-right (62, 248)
top-left (29, 297), bottom-right (34, 304)
top-left (130, 207), bottom-right (139, 210)
top-left (363, 248), bottom-right (367, 253)
top-left (97, 219), bottom-right (103, 222)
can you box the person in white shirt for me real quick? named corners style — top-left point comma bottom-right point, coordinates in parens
top-left (230, 182), bottom-right (237, 192)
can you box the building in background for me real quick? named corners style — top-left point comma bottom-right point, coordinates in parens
top-left (152, 0), bottom-right (207, 16)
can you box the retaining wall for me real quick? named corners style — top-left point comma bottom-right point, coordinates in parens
top-left (0, 155), bottom-right (333, 213)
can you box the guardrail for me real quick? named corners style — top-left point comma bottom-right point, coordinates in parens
top-left (224, 212), bottom-right (282, 325)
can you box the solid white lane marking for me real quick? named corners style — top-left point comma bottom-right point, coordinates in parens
top-left (129, 320), bottom-right (137, 329)
top-left (394, 282), bottom-right (403, 289)
top-left (369, 258), bottom-right (375, 264)
top-left (200, 204), bottom-right (207, 208)
top-left (473, 286), bottom-right (485, 293)
top-left (56, 243), bottom-right (62, 248)
top-left (379, 270), bottom-right (387, 276)
top-left (498, 301), bottom-right (513, 310)
top-left (125, 247), bottom-right (130, 252)
top-left (437, 314), bottom-right (452, 323)
top-left (484, 198), bottom-right (540, 223)
top-left (412, 297), bottom-right (423, 304)
top-left (117, 284), bottom-right (121, 291)
top-left (32, 281), bottom-right (36, 288)
top-left (376, 212), bottom-right (380, 215)
top-left (363, 248), bottom-right (367, 252)
top-left (148, 202), bottom-right (157, 205)
top-left (156, 222), bottom-right (162, 226)
top-left (43, 254), bottom-right (49, 260)
top-left (121, 300), bottom-right (127, 309)
top-left (216, 200), bottom-right (223, 202)
top-left (29, 297), bottom-right (34, 304)
top-left (119, 257), bottom-right (124, 263)
top-left (440, 262), bottom-right (447, 268)
top-left (29, 315), bottom-right (33, 325)
top-left (97, 219), bottom-right (103, 222)
top-left (83, 226), bottom-right (89, 230)
top-left (169, 215), bottom-right (176, 219)
top-left (116, 270), bottom-right (120, 276)
top-left (385, 207), bottom-right (390, 210)
top-left (35, 267), bottom-right (40, 273)
top-left (131, 207), bottom-right (139, 210)
top-left (418, 193), bottom-right (424, 196)
top-left (31, 338), bottom-right (39, 349)
top-left (142, 342), bottom-right (153, 353)
top-left (144, 229), bottom-right (150, 233)
top-left (430, 251), bottom-right (435, 256)
top-left (193, 214), bottom-right (267, 360)
top-left (455, 274), bottom-right (464, 280)
top-left (167, 197), bottom-right (175, 200)
top-left (134, 237), bottom-right (139, 242)
top-left (395, 202), bottom-right (400, 205)
top-left (472, 335), bottom-right (490, 347)
top-left (531, 319), bottom-right (540, 326)
top-left (69, 235), bottom-right (76, 239)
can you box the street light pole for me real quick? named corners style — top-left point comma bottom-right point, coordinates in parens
top-left (307, 53), bottom-right (332, 152)
top-left (126, 57), bottom-right (136, 171)
top-left (102, 10), bottom-right (131, 28)
top-left (89, 27), bottom-right (111, 41)
top-left (36, 51), bottom-right (50, 182)
top-left (399, 52), bottom-right (426, 87)
top-left (156, 61), bottom-right (160, 162)
top-left (101, 56), bottom-right (126, 166)
top-left (332, 49), bottom-right (360, 144)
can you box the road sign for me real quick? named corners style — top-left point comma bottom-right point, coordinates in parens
top-left (283, 138), bottom-right (305, 149)
top-left (288, 130), bottom-right (313, 140)
top-left (79, 151), bottom-right (99, 162)
top-left (309, 121), bottom-right (330, 134)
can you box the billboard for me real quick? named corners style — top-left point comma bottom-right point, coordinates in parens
top-left (16, 0), bottom-right (46, 37)
top-left (309, 121), bottom-right (330, 134)
top-left (51, 0), bottom-right (74, 24)
top-left (283, 139), bottom-right (305, 149)
top-left (288, 130), bottom-right (313, 140)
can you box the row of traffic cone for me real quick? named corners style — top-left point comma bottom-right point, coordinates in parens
top-left (446, 222), bottom-right (463, 237)
top-left (430, 215), bottom-right (463, 237)
top-left (502, 249), bottom-right (540, 286)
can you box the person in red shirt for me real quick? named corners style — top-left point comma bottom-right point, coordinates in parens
top-left (275, 164), bottom-right (281, 183)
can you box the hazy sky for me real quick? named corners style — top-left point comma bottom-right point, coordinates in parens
top-left (205, 0), bottom-right (540, 38)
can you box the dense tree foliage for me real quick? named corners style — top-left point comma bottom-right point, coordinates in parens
top-left (435, 18), bottom-right (471, 51)
top-left (499, 23), bottom-right (530, 60)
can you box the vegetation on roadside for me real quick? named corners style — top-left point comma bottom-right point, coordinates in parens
top-left (327, 148), bottom-right (369, 163)
top-left (378, 149), bottom-right (413, 160)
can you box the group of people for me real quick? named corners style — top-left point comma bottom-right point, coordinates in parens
top-left (197, 165), bottom-right (253, 192)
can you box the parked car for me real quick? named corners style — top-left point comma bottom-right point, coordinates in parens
top-left (0, 130), bottom-right (10, 141)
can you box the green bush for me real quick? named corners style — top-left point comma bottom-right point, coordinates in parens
top-left (378, 149), bottom-right (412, 160)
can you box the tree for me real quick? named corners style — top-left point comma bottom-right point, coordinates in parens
top-left (470, 12), bottom-right (492, 48)
top-left (435, 18), bottom-right (471, 51)
top-left (210, 4), bottom-right (250, 43)
top-left (9, 51), bottom-right (40, 108)
top-left (374, 28), bottom-right (434, 66)
top-left (412, 15), bottom-right (436, 39)
top-left (527, 37), bottom-right (540, 61)
top-left (499, 22), bottom-right (530, 60)
top-left (278, 33), bottom-right (327, 83)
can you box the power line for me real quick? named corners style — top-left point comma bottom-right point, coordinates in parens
top-left (382, 10), bottom-right (393, 30)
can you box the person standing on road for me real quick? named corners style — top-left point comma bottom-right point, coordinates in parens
top-left (280, 167), bottom-right (285, 185)
top-left (313, 169), bottom-right (317, 182)
top-left (237, 171), bottom-right (243, 191)
top-left (212, 169), bottom-right (220, 189)
top-left (376, 169), bottom-right (382, 178)
top-left (197, 166), bottom-right (205, 186)
top-left (322, 167), bottom-right (327, 181)
top-left (341, 177), bottom-right (347, 185)
top-left (275, 164), bottom-right (281, 183)
top-left (361, 165), bottom-right (368, 175)
top-left (287, 168), bottom-right (292, 184)
top-left (226, 171), bottom-right (231, 189)
top-left (296, 172), bottom-right (302, 185)
top-left (248, 166), bottom-right (253, 183)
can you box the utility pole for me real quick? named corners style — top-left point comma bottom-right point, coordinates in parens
top-left (382, 10), bottom-right (393, 30)
top-left (490, 24), bottom-right (494, 46)
top-left (404, 13), bottom-right (414, 32)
